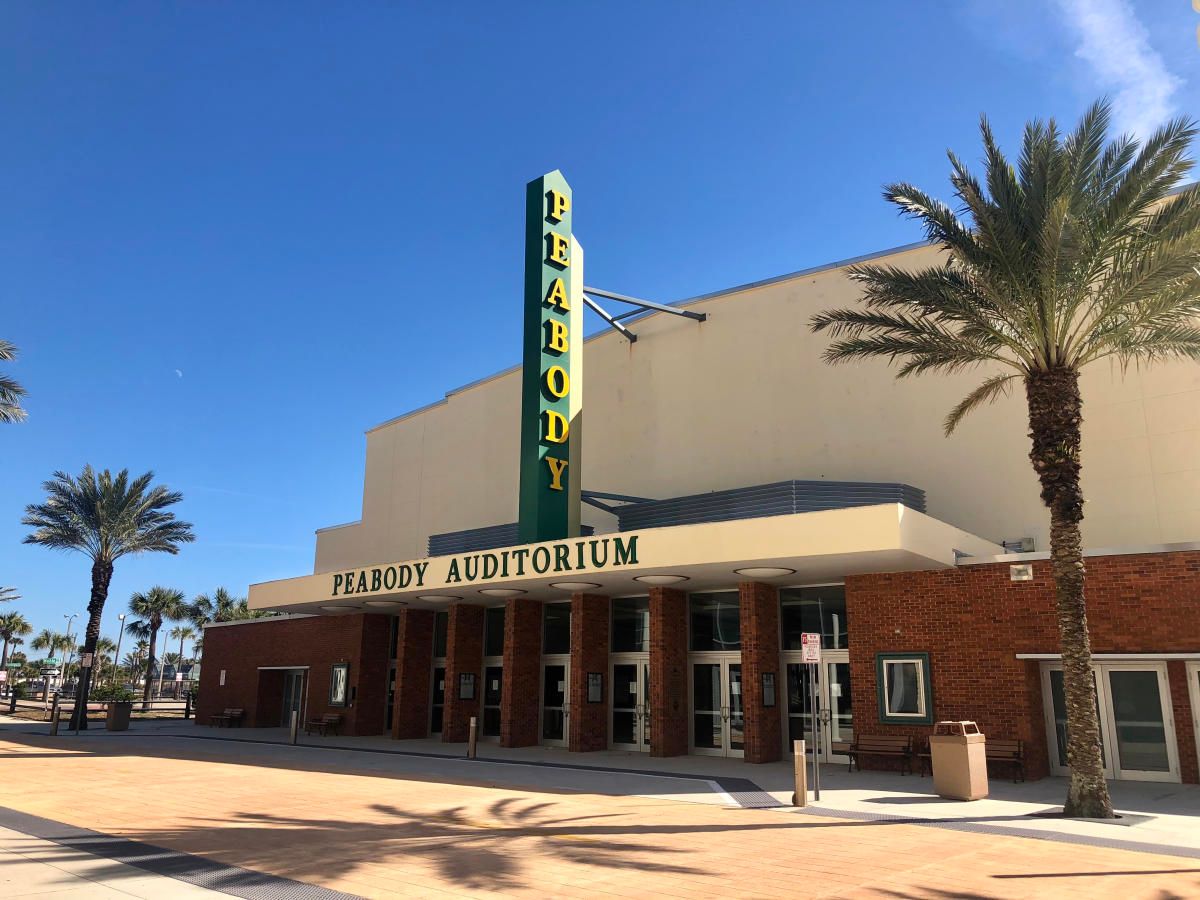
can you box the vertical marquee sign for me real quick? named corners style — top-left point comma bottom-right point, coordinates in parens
top-left (519, 170), bottom-right (583, 543)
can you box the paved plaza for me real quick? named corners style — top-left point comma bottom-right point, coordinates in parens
top-left (0, 719), bottom-right (1197, 898)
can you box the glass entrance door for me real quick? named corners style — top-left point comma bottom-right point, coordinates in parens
top-left (690, 657), bottom-right (743, 757)
top-left (280, 669), bottom-right (305, 727)
top-left (784, 654), bottom-right (852, 761)
top-left (482, 664), bottom-right (502, 739)
top-left (541, 659), bottom-right (570, 746)
top-left (430, 665), bottom-right (446, 735)
top-left (1042, 662), bottom-right (1179, 782)
top-left (611, 658), bottom-right (649, 750)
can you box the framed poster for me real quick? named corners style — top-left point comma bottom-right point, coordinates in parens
top-left (587, 672), bottom-right (603, 704)
top-left (762, 672), bottom-right (777, 708)
top-left (459, 672), bottom-right (476, 700)
top-left (329, 663), bottom-right (350, 707)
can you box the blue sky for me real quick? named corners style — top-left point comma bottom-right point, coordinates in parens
top-left (2, 1), bottom-right (1197, 649)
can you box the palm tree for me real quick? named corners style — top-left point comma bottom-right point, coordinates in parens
top-left (125, 586), bottom-right (187, 710)
top-left (0, 587), bottom-right (19, 603)
top-left (30, 629), bottom-right (69, 659)
top-left (810, 100), bottom-right (1199, 818)
top-left (0, 612), bottom-right (32, 671)
top-left (0, 340), bottom-right (27, 423)
top-left (189, 587), bottom-right (244, 627)
top-left (169, 624), bottom-right (196, 668)
top-left (95, 636), bottom-right (117, 684)
top-left (22, 467), bottom-right (194, 729)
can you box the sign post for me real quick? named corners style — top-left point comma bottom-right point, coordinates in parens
top-left (801, 632), bottom-right (822, 801)
top-left (518, 170), bottom-right (583, 544)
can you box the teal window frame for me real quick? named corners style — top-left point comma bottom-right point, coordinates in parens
top-left (875, 652), bottom-right (933, 725)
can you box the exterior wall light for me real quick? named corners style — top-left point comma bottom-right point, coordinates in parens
top-left (320, 604), bottom-right (357, 612)
top-left (479, 588), bottom-right (526, 598)
top-left (633, 575), bottom-right (689, 585)
top-left (733, 567), bottom-right (796, 578)
top-left (364, 600), bottom-right (406, 608)
top-left (417, 595), bottom-right (463, 602)
top-left (550, 582), bottom-right (601, 591)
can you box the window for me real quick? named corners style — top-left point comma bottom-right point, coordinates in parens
top-left (875, 653), bottom-right (932, 724)
top-left (689, 593), bottom-right (740, 651)
top-left (484, 606), bottom-right (506, 657)
top-left (780, 586), bottom-right (848, 650)
top-left (432, 611), bottom-right (448, 658)
top-left (543, 602), bottom-right (571, 655)
top-left (388, 616), bottom-right (400, 660)
top-left (611, 596), bottom-right (649, 652)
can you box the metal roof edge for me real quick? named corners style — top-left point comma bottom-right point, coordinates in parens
top-left (960, 540), bottom-right (1200, 565)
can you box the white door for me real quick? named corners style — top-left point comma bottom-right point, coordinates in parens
top-left (784, 654), bottom-right (852, 762)
top-left (611, 657), bottom-right (649, 751)
top-left (540, 658), bottom-right (570, 747)
top-left (1042, 662), bottom-right (1180, 783)
top-left (689, 656), bottom-right (744, 758)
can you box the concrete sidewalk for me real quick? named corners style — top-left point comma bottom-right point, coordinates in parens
top-left (12, 717), bottom-right (1200, 860)
top-left (0, 824), bottom-right (223, 899)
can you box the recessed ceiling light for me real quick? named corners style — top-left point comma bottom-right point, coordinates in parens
top-left (733, 567), bottom-right (796, 578)
top-left (478, 588), bottom-right (526, 598)
top-left (416, 595), bottom-right (462, 602)
top-left (633, 575), bottom-right (689, 585)
top-left (320, 604), bottom-right (357, 612)
top-left (364, 600), bottom-right (406, 608)
top-left (550, 581), bottom-right (601, 591)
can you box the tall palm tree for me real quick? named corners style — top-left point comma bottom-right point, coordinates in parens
top-left (810, 100), bottom-right (1199, 818)
top-left (0, 587), bottom-right (19, 603)
top-left (125, 586), bottom-right (187, 709)
top-left (0, 612), bottom-right (32, 671)
top-left (169, 624), bottom-right (196, 667)
top-left (189, 587), bottom-right (244, 627)
top-left (94, 636), bottom-right (117, 684)
top-left (30, 629), bottom-right (69, 659)
top-left (22, 467), bottom-right (194, 729)
top-left (0, 340), bottom-right (27, 424)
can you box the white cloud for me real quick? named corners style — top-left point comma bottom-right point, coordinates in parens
top-left (1055, 0), bottom-right (1182, 138)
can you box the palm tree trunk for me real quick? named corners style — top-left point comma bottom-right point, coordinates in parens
top-left (1026, 368), bottom-right (1113, 818)
top-left (69, 560), bottom-right (113, 730)
top-left (142, 621), bottom-right (158, 712)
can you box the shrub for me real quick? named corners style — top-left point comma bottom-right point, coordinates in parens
top-left (91, 684), bottom-right (135, 702)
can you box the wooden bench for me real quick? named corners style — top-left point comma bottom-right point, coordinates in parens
top-left (847, 735), bottom-right (914, 775)
top-left (985, 738), bottom-right (1025, 782)
top-left (208, 708), bottom-right (244, 728)
top-left (305, 713), bottom-right (342, 736)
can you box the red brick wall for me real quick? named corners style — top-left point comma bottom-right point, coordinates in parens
top-left (391, 609), bottom-right (433, 739)
top-left (739, 582), bottom-right (783, 763)
top-left (649, 587), bottom-right (689, 757)
top-left (501, 597), bottom-right (542, 748)
top-left (570, 594), bottom-right (610, 752)
top-left (847, 550), bottom-right (1200, 782)
top-left (443, 604), bottom-right (484, 742)
top-left (196, 614), bottom-right (390, 735)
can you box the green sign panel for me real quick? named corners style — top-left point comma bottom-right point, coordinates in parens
top-left (518, 170), bottom-right (583, 543)
top-left (44, 657), bottom-right (59, 665)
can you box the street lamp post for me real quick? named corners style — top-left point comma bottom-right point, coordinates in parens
top-left (62, 613), bottom-right (78, 694)
top-left (154, 625), bottom-right (166, 706)
top-left (112, 613), bottom-right (126, 687)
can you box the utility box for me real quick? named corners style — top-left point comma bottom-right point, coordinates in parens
top-left (930, 721), bottom-right (988, 800)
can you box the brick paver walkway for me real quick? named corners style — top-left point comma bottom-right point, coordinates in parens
top-left (0, 732), bottom-right (1196, 899)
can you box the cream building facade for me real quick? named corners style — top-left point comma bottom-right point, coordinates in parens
top-left (313, 240), bottom-right (1200, 575)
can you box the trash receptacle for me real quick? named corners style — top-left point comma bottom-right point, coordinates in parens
top-left (929, 720), bottom-right (988, 800)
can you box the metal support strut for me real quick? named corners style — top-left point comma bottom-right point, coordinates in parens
top-left (582, 285), bottom-right (706, 343)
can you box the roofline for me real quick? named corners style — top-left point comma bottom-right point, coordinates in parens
top-left (314, 519), bottom-right (362, 535)
top-left (960, 540), bottom-right (1200, 565)
top-left (364, 238), bottom-right (935, 435)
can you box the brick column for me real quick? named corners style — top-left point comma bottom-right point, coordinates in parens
top-left (501, 597), bottom-right (542, 747)
top-left (569, 593), bottom-right (610, 752)
top-left (649, 587), bottom-right (689, 757)
top-left (443, 603), bottom-right (484, 742)
top-left (391, 609), bottom-right (434, 739)
top-left (739, 581), bottom-right (782, 763)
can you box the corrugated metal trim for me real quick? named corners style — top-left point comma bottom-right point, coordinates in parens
top-left (616, 480), bottom-right (925, 532)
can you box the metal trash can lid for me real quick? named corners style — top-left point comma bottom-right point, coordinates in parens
top-left (934, 720), bottom-right (981, 736)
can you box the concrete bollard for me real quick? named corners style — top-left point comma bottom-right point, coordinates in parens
top-left (467, 716), bottom-right (478, 759)
top-left (289, 709), bottom-right (299, 745)
top-left (792, 740), bottom-right (807, 806)
top-left (49, 695), bottom-right (61, 736)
